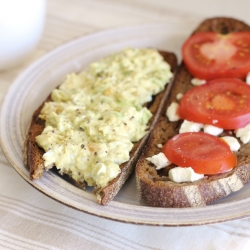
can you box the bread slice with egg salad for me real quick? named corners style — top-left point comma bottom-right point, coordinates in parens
top-left (24, 48), bottom-right (177, 205)
top-left (135, 17), bottom-right (250, 208)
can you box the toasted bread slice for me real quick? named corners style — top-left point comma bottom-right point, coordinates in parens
top-left (136, 17), bottom-right (250, 208)
top-left (24, 50), bottom-right (177, 205)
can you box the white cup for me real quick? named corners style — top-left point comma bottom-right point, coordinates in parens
top-left (0, 0), bottom-right (46, 71)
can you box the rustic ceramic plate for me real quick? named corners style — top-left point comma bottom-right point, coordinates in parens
top-left (2, 22), bottom-right (250, 226)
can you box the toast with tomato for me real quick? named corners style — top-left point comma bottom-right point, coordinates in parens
top-left (136, 17), bottom-right (250, 208)
top-left (24, 49), bottom-right (177, 205)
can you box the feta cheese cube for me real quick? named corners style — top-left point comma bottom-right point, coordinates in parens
top-left (203, 124), bottom-right (223, 136)
top-left (191, 78), bottom-right (206, 86)
top-left (169, 167), bottom-right (204, 183)
top-left (179, 120), bottom-right (203, 133)
top-left (176, 93), bottom-right (183, 100)
top-left (166, 102), bottom-right (180, 122)
top-left (221, 136), bottom-right (240, 151)
top-left (235, 123), bottom-right (250, 144)
top-left (146, 152), bottom-right (171, 170)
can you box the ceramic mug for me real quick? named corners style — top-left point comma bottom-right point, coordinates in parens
top-left (0, 0), bottom-right (46, 70)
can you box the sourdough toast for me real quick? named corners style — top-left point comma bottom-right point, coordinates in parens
top-left (136, 17), bottom-right (250, 208)
top-left (24, 50), bottom-right (177, 205)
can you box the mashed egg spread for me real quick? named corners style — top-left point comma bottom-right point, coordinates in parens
top-left (36, 48), bottom-right (173, 188)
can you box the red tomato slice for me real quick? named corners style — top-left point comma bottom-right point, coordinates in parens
top-left (162, 132), bottom-right (237, 175)
top-left (182, 32), bottom-right (250, 80)
top-left (178, 78), bottom-right (250, 129)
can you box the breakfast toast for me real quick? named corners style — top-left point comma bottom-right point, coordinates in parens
top-left (136, 17), bottom-right (250, 208)
top-left (24, 50), bottom-right (177, 205)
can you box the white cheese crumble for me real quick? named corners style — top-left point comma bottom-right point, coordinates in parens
top-left (203, 124), bottom-right (223, 136)
top-left (166, 102), bottom-right (180, 122)
top-left (221, 136), bottom-right (241, 151)
top-left (176, 93), bottom-right (183, 100)
top-left (157, 144), bottom-right (163, 148)
top-left (235, 123), bottom-right (250, 144)
top-left (169, 167), bottom-right (204, 183)
top-left (179, 120), bottom-right (203, 133)
top-left (191, 78), bottom-right (206, 86)
top-left (146, 151), bottom-right (205, 183)
top-left (146, 152), bottom-right (171, 170)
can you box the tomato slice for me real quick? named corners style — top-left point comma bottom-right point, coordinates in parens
top-left (182, 32), bottom-right (250, 80)
top-left (178, 78), bottom-right (250, 129)
top-left (162, 132), bottom-right (237, 175)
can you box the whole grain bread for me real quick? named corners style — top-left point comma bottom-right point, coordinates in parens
top-left (136, 17), bottom-right (250, 208)
top-left (23, 50), bottom-right (177, 205)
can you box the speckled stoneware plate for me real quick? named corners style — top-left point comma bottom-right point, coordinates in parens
top-left (2, 22), bottom-right (250, 226)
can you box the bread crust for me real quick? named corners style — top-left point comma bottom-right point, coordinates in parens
top-left (136, 17), bottom-right (250, 208)
top-left (24, 50), bottom-right (178, 205)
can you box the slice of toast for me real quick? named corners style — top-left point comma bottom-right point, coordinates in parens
top-left (136, 17), bottom-right (250, 208)
top-left (23, 50), bottom-right (177, 205)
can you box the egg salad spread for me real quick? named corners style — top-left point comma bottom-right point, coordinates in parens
top-left (36, 48), bottom-right (173, 188)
